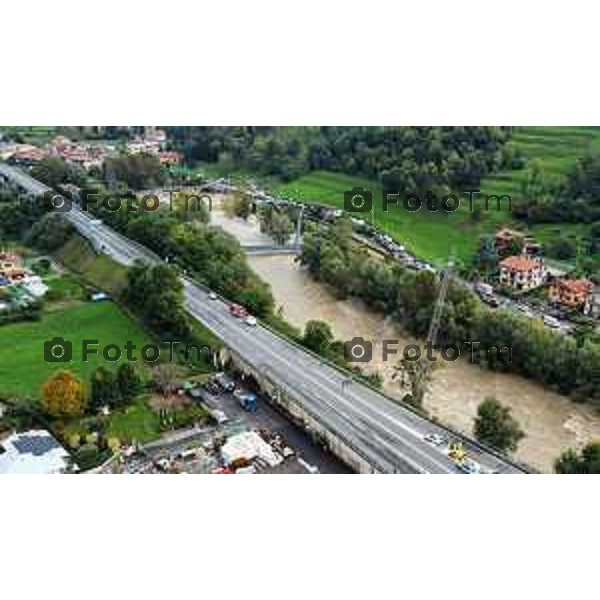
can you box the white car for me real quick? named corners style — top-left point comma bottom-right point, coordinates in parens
top-left (208, 291), bottom-right (218, 300)
top-left (211, 409), bottom-right (229, 424)
top-left (517, 305), bottom-right (534, 318)
top-left (543, 315), bottom-right (561, 329)
top-left (424, 433), bottom-right (447, 446)
top-left (457, 458), bottom-right (481, 474)
top-left (245, 315), bottom-right (257, 326)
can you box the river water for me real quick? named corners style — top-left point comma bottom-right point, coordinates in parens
top-left (247, 254), bottom-right (600, 472)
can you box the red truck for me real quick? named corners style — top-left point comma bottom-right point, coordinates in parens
top-left (229, 303), bottom-right (248, 318)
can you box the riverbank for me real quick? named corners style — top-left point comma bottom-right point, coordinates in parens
top-left (248, 254), bottom-right (600, 472)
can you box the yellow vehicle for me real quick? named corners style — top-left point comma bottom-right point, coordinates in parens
top-left (448, 441), bottom-right (466, 462)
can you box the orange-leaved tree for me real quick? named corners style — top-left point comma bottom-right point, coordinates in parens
top-left (41, 370), bottom-right (86, 417)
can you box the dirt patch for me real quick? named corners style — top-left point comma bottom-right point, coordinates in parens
top-left (149, 393), bottom-right (193, 412)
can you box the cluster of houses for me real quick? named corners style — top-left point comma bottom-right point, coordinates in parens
top-left (0, 127), bottom-right (182, 171)
top-left (123, 127), bottom-right (182, 165)
top-left (0, 251), bottom-right (48, 311)
top-left (0, 135), bottom-right (112, 170)
top-left (494, 228), bottom-right (599, 316)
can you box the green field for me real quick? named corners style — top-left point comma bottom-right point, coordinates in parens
top-left (274, 170), bottom-right (509, 266)
top-left (105, 397), bottom-right (162, 444)
top-left (272, 126), bottom-right (600, 266)
top-left (0, 126), bottom-right (58, 143)
top-left (0, 301), bottom-right (154, 400)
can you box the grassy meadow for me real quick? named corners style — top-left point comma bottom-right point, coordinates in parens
top-left (272, 126), bottom-right (600, 266)
top-left (0, 301), bottom-right (155, 400)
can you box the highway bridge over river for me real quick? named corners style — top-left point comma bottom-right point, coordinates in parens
top-left (0, 162), bottom-right (528, 474)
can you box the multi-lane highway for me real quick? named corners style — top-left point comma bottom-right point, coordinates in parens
top-left (0, 163), bottom-right (528, 474)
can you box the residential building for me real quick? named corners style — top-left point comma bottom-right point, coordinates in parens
top-left (548, 277), bottom-right (592, 309)
top-left (499, 255), bottom-right (545, 291)
top-left (144, 127), bottom-right (167, 148)
top-left (21, 275), bottom-right (49, 298)
top-left (0, 430), bottom-right (73, 474)
top-left (585, 285), bottom-right (600, 319)
top-left (11, 144), bottom-right (47, 164)
top-left (158, 151), bottom-right (182, 166)
top-left (494, 227), bottom-right (542, 257)
top-left (0, 252), bottom-right (26, 282)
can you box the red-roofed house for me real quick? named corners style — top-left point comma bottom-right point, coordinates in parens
top-left (12, 145), bottom-right (47, 164)
top-left (499, 255), bottom-right (545, 291)
top-left (549, 278), bottom-right (592, 309)
top-left (494, 227), bottom-right (542, 257)
top-left (158, 151), bottom-right (182, 166)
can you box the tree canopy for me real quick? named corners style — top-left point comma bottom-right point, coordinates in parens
top-left (166, 126), bottom-right (511, 187)
top-left (41, 370), bottom-right (86, 417)
top-left (473, 396), bottom-right (525, 453)
top-left (555, 443), bottom-right (600, 473)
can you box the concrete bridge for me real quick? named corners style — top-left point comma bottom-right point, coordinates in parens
top-left (242, 244), bottom-right (301, 256)
top-left (0, 162), bottom-right (529, 474)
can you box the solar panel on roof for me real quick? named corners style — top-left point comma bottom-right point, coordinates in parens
top-left (12, 433), bottom-right (60, 456)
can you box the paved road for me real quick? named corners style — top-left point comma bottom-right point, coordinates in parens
top-left (0, 163), bottom-right (528, 474)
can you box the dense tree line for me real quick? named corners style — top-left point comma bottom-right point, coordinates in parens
top-left (299, 219), bottom-right (600, 405)
top-left (123, 262), bottom-right (190, 339)
top-left (513, 153), bottom-right (600, 225)
top-left (166, 126), bottom-right (512, 187)
top-left (90, 364), bottom-right (141, 411)
top-left (30, 157), bottom-right (87, 188)
top-left (84, 190), bottom-right (274, 317)
top-left (0, 187), bottom-right (48, 240)
top-left (122, 262), bottom-right (220, 370)
top-left (103, 153), bottom-right (165, 190)
top-left (26, 213), bottom-right (74, 252)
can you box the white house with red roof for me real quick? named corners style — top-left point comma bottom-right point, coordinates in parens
top-left (499, 255), bottom-right (546, 291)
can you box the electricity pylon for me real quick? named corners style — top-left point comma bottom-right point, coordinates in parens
top-left (426, 253), bottom-right (455, 348)
top-left (392, 252), bottom-right (455, 402)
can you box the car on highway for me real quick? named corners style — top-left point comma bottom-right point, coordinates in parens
top-left (229, 303), bottom-right (248, 318)
top-left (457, 458), bottom-right (481, 474)
top-left (481, 294), bottom-right (500, 308)
top-left (208, 291), bottom-right (218, 300)
top-left (474, 281), bottom-right (494, 297)
top-left (245, 315), bottom-right (257, 327)
top-left (516, 304), bottom-right (535, 318)
top-left (424, 433), bottom-right (447, 446)
top-left (543, 315), bottom-right (561, 329)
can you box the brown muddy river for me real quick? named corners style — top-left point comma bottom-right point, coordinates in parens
top-left (248, 254), bottom-right (600, 472)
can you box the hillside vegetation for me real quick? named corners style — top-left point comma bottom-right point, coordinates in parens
top-left (275, 127), bottom-right (600, 266)
top-left (54, 234), bottom-right (129, 296)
